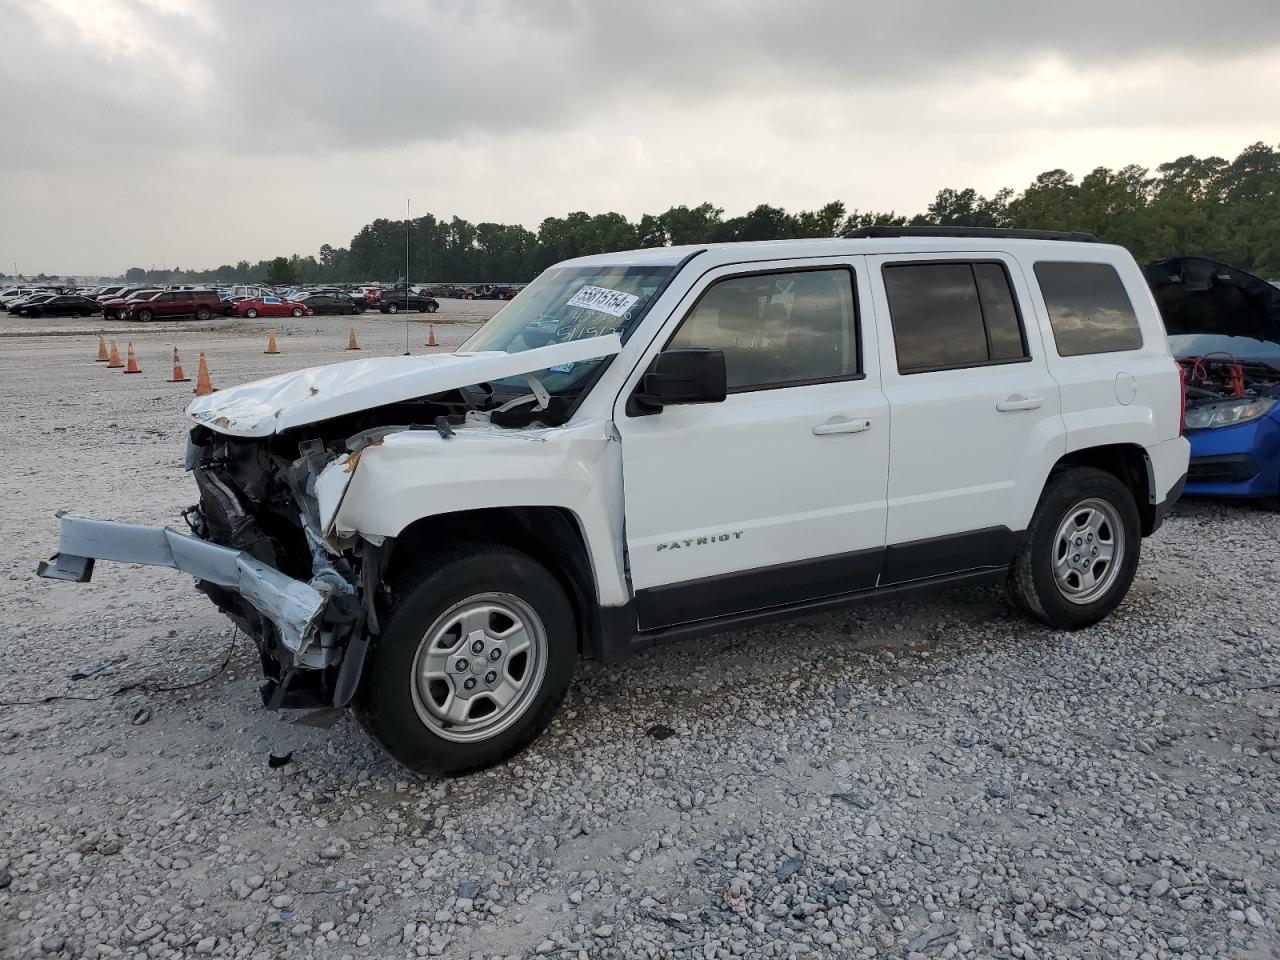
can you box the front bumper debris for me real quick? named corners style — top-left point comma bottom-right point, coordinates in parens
top-left (38, 514), bottom-right (329, 660)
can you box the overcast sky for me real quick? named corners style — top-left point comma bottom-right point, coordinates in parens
top-left (2, 0), bottom-right (1278, 276)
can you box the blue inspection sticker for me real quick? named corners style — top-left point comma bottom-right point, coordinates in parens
top-left (549, 362), bottom-right (575, 374)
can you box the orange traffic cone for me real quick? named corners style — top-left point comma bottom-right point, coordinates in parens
top-left (106, 341), bottom-right (123, 368)
top-left (95, 334), bottom-right (109, 362)
top-left (123, 341), bottom-right (141, 374)
top-left (264, 330), bottom-right (280, 355)
top-left (346, 328), bottom-right (360, 351)
top-left (167, 347), bottom-right (190, 383)
top-left (427, 324), bottom-right (439, 347)
top-left (193, 352), bottom-right (216, 396)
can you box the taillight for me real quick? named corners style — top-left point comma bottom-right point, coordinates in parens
top-left (1176, 361), bottom-right (1187, 435)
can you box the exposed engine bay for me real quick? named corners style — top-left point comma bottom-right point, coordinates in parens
top-left (1145, 256), bottom-right (1280, 428)
top-left (183, 382), bottom-right (557, 709)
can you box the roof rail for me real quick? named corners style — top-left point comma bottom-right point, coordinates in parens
top-left (842, 226), bottom-right (1100, 243)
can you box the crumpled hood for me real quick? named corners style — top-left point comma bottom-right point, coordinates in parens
top-left (186, 334), bottom-right (622, 437)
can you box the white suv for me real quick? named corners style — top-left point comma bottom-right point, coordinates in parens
top-left (40, 227), bottom-right (1189, 775)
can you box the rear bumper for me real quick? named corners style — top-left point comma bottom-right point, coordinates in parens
top-left (38, 514), bottom-right (330, 663)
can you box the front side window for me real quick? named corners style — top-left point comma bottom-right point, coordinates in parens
top-left (883, 261), bottom-right (1029, 373)
top-left (1034, 261), bottom-right (1143, 357)
top-left (666, 268), bottom-right (858, 392)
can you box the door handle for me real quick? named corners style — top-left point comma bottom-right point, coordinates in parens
top-left (812, 417), bottom-right (872, 436)
top-left (995, 395), bottom-right (1044, 413)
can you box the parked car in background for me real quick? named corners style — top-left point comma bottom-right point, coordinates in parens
top-left (295, 293), bottom-right (363, 315)
top-left (41, 227), bottom-right (1188, 775)
top-left (93, 285), bottom-right (128, 300)
top-left (1146, 256), bottom-right (1280, 507)
top-left (225, 285), bottom-right (273, 303)
top-left (378, 290), bottom-right (438, 314)
top-left (1, 288), bottom-right (54, 308)
top-left (12, 294), bottom-right (101, 318)
top-left (6, 293), bottom-right (57, 314)
top-left (101, 289), bottom-right (162, 320)
top-left (120, 290), bottom-right (228, 322)
top-left (235, 296), bottom-right (313, 319)
top-left (473, 283), bottom-right (517, 300)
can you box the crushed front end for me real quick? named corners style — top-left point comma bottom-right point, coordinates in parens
top-left (35, 334), bottom-right (626, 711)
top-left (40, 424), bottom-right (376, 709)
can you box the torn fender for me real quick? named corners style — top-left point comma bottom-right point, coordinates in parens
top-left (186, 334), bottom-right (623, 438)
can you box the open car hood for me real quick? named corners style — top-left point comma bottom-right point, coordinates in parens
top-left (186, 335), bottom-right (622, 438)
top-left (1145, 256), bottom-right (1280, 344)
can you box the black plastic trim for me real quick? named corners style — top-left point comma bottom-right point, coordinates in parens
top-left (1186, 455), bottom-right (1258, 484)
top-left (881, 526), bottom-right (1020, 584)
top-left (631, 568), bottom-right (1006, 653)
top-left (845, 226), bottom-right (1099, 243)
top-left (635, 548), bottom-right (882, 631)
top-left (1148, 471), bottom-right (1187, 535)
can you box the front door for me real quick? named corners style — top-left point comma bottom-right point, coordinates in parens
top-left (615, 260), bottom-right (891, 630)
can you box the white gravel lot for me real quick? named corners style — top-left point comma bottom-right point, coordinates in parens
top-left (1, 301), bottom-right (1278, 960)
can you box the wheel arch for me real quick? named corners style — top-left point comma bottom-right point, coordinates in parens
top-left (1051, 443), bottom-right (1159, 535)
top-left (383, 506), bottom-right (603, 659)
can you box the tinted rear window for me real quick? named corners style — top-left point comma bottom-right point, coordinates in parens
top-left (1034, 261), bottom-right (1143, 356)
top-left (883, 261), bottom-right (1028, 372)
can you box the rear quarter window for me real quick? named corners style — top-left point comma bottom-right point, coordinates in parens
top-left (1034, 261), bottom-right (1143, 357)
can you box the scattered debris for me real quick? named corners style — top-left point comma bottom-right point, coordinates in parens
top-left (774, 855), bottom-right (804, 881)
top-left (268, 751), bottom-right (294, 769)
top-left (68, 659), bottom-right (113, 681)
top-left (130, 705), bottom-right (152, 726)
top-left (646, 724), bottom-right (676, 740)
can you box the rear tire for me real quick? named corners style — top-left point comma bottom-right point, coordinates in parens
top-left (355, 544), bottom-right (577, 776)
top-left (1007, 466), bottom-right (1141, 629)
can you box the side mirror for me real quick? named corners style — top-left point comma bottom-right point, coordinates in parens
top-left (631, 349), bottom-right (727, 413)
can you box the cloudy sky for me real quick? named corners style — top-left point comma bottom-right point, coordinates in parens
top-left (2, 0), bottom-right (1279, 275)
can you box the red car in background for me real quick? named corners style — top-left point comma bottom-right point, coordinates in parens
top-left (234, 296), bottom-right (313, 319)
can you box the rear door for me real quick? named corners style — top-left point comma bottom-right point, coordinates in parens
top-left (615, 259), bottom-right (890, 629)
top-left (867, 253), bottom-right (1065, 581)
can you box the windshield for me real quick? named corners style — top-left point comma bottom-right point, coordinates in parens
top-left (1168, 333), bottom-right (1280, 368)
top-left (460, 264), bottom-right (676, 394)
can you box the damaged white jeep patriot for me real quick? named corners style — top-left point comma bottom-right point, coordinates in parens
top-left (39, 227), bottom-right (1190, 776)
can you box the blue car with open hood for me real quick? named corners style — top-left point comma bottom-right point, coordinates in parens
top-left (1146, 256), bottom-right (1280, 506)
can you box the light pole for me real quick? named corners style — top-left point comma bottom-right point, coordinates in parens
top-left (403, 198), bottom-right (411, 355)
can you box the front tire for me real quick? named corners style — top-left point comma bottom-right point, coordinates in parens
top-left (137, 309), bottom-right (153, 322)
top-left (245, 307), bottom-right (258, 319)
top-left (195, 307), bottom-right (211, 321)
top-left (387, 302), bottom-right (399, 314)
top-left (291, 307), bottom-right (303, 317)
top-left (355, 544), bottom-right (577, 776)
top-left (1007, 466), bottom-right (1141, 629)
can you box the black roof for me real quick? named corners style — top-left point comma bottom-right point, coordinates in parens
top-left (843, 226), bottom-right (1100, 243)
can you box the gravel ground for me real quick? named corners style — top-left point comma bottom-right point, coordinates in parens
top-left (1, 303), bottom-right (1278, 960)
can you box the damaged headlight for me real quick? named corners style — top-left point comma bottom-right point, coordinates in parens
top-left (1183, 396), bottom-right (1276, 431)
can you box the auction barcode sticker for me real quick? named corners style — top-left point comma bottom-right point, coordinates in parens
top-left (566, 285), bottom-right (639, 318)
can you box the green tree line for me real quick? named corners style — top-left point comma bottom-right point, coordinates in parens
top-left (101, 140), bottom-right (1280, 286)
